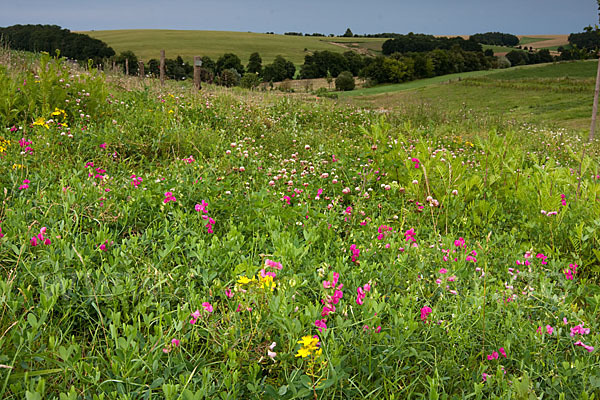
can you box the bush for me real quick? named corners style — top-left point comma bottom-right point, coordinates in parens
top-left (217, 68), bottom-right (241, 87)
top-left (240, 72), bottom-right (262, 89)
top-left (335, 71), bottom-right (355, 91)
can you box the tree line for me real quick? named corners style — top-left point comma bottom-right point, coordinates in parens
top-left (0, 24), bottom-right (115, 64)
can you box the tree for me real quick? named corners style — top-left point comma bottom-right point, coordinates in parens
top-left (335, 71), bottom-right (355, 91)
top-left (262, 55), bottom-right (295, 82)
top-left (218, 68), bottom-right (241, 87)
top-left (343, 28), bottom-right (354, 37)
top-left (240, 73), bottom-right (262, 89)
top-left (115, 50), bottom-right (139, 75)
top-left (216, 53), bottom-right (244, 75)
top-left (589, 0), bottom-right (600, 142)
top-left (247, 52), bottom-right (262, 75)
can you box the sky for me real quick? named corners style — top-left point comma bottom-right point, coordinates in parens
top-left (0, 0), bottom-right (597, 35)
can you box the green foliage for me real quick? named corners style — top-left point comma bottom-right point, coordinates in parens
top-left (246, 52), bottom-right (262, 75)
top-left (0, 50), bottom-right (599, 400)
top-left (217, 67), bottom-right (241, 87)
top-left (216, 53), bottom-right (244, 75)
top-left (335, 71), bottom-right (355, 91)
top-left (261, 55), bottom-right (295, 82)
top-left (382, 33), bottom-right (482, 55)
top-left (471, 32), bottom-right (519, 47)
top-left (0, 24), bottom-right (114, 64)
top-left (239, 72), bottom-right (262, 89)
top-left (115, 50), bottom-right (138, 75)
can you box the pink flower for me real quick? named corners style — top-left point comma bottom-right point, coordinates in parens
top-left (420, 306), bottom-right (432, 322)
top-left (487, 351), bottom-right (498, 360)
top-left (439, 268), bottom-right (447, 274)
top-left (265, 259), bottom-right (283, 270)
top-left (315, 319), bottom-right (327, 333)
top-left (499, 347), bottom-right (506, 358)
top-left (202, 302), bottom-right (213, 313)
top-left (574, 341), bottom-right (594, 352)
top-left (164, 192), bottom-right (177, 204)
top-left (225, 288), bottom-right (234, 298)
top-left (571, 324), bottom-right (590, 337)
top-left (195, 200), bottom-right (208, 213)
top-left (171, 339), bottom-right (180, 347)
top-left (30, 236), bottom-right (38, 246)
top-left (191, 310), bottom-right (201, 319)
top-left (375, 326), bottom-right (381, 333)
top-left (99, 143), bottom-right (107, 149)
top-left (546, 325), bottom-right (554, 335)
top-left (482, 373), bottom-right (489, 382)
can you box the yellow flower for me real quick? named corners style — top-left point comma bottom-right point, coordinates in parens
top-left (237, 275), bottom-right (255, 285)
top-left (298, 336), bottom-right (319, 350)
top-left (12, 163), bottom-right (24, 170)
top-left (33, 117), bottom-right (49, 129)
top-left (50, 108), bottom-right (67, 119)
top-left (259, 275), bottom-right (276, 291)
top-left (168, 109), bottom-right (174, 114)
top-left (295, 347), bottom-right (311, 358)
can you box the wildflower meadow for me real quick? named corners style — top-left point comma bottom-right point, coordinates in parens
top-left (0, 52), bottom-right (599, 399)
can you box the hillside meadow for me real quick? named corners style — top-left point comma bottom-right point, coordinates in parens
top-left (82, 30), bottom-right (567, 66)
top-left (0, 51), bottom-right (599, 399)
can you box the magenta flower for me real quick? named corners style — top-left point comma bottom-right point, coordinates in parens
top-left (164, 192), bottom-right (177, 204)
top-left (420, 306), bottom-right (432, 322)
top-left (570, 324), bottom-right (590, 337)
top-left (99, 143), bottom-right (107, 149)
top-left (439, 268), bottom-right (447, 274)
top-left (195, 200), bottom-right (208, 213)
top-left (265, 259), bottom-right (283, 270)
top-left (19, 179), bottom-right (30, 190)
top-left (202, 302), bottom-right (213, 313)
top-left (546, 325), bottom-right (554, 335)
top-left (487, 351), bottom-right (499, 360)
top-left (225, 288), bottom-right (234, 298)
top-left (499, 347), bottom-right (507, 358)
top-left (314, 319), bottom-right (327, 333)
top-left (574, 341), bottom-right (594, 352)
top-left (30, 236), bottom-right (38, 246)
top-left (171, 338), bottom-right (180, 347)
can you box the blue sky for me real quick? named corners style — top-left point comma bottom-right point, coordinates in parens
top-left (0, 0), bottom-right (596, 34)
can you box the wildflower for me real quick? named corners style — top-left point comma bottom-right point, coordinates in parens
top-left (99, 143), bottom-right (107, 149)
top-left (295, 335), bottom-right (321, 358)
top-left (499, 347), bottom-right (507, 358)
top-left (315, 319), bottom-right (327, 333)
top-left (574, 341), bottom-right (594, 352)
top-left (171, 339), bottom-right (180, 347)
top-left (570, 324), bottom-right (590, 337)
top-left (439, 268), bottom-right (447, 274)
top-left (237, 275), bottom-right (255, 285)
top-left (420, 306), bottom-right (432, 322)
top-left (411, 157), bottom-right (420, 168)
top-left (33, 117), bottom-right (49, 129)
top-left (19, 179), bottom-right (30, 190)
top-left (482, 373), bottom-right (489, 382)
top-left (164, 192), bottom-right (177, 204)
top-left (546, 325), bottom-right (554, 335)
top-left (202, 302), bottom-right (213, 313)
top-left (225, 288), bottom-right (234, 298)
top-left (265, 259), bottom-right (283, 270)
top-left (487, 351), bottom-right (498, 360)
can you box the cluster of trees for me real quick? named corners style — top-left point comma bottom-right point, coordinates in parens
top-left (568, 29), bottom-right (600, 51)
top-left (381, 34), bottom-right (482, 55)
top-left (505, 49), bottom-right (554, 66)
top-left (0, 24), bottom-right (115, 64)
top-left (470, 32), bottom-right (519, 47)
top-left (361, 49), bottom-right (495, 84)
top-left (299, 50), bottom-right (365, 79)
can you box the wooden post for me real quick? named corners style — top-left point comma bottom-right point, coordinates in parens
top-left (112, 60), bottom-right (116, 72)
top-left (125, 58), bottom-right (129, 75)
top-left (139, 61), bottom-right (145, 79)
top-left (160, 50), bottom-right (165, 85)
top-left (193, 56), bottom-right (202, 90)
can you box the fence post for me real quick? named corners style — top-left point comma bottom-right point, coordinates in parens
top-left (160, 50), bottom-right (165, 85)
top-left (139, 61), bottom-right (145, 79)
top-left (194, 56), bottom-right (202, 90)
top-left (125, 58), bottom-right (129, 76)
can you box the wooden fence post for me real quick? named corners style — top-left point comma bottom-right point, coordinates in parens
top-left (139, 61), bottom-right (145, 79)
top-left (194, 56), bottom-right (202, 90)
top-left (125, 58), bottom-right (129, 76)
top-left (160, 50), bottom-right (165, 85)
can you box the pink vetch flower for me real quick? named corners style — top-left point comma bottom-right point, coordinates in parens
top-left (0, 225), bottom-right (4, 238)
top-left (19, 179), bottom-right (30, 190)
top-left (350, 244), bottom-right (360, 264)
top-left (546, 325), bottom-right (554, 335)
top-left (454, 237), bottom-right (466, 248)
top-left (164, 192), bottom-right (177, 204)
top-left (487, 351), bottom-right (499, 360)
top-left (195, 200), bottom-right (208, 213)
top-left (574, 341), bottom-right (595, 352)
top-left (202, 302), bottom-right (213, 313)
top-left (411, 157), bottom-right (420, 169)
top-left (99, 143), bottom-right (107, 149)
top-left (171, 338), bottom-right (180, 347)
top-left (564, 263), bottom-right (578, 280)
top-left (265, 259), bottom-right (283, 270)
top-left (570, 324), bottom-right (591, 337)
top-left (439, 268), bottom-right (447, 274)
top-left (420, 306), bottom-right (432, 322)
top-left (225, 288), bottom-right (234, 298)
top-left (499, 347), bottom-right (507, 358)
top-left (482, 373), bottom-right (490, 382)
top-left (315, 188), bottom-right (323, 200)
top-left (315, 319), bottom-right (327, 333)
top-left (189, 309), bottom-right (201, 324)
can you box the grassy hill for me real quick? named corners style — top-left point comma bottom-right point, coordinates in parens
top-left (82, 29), bottom-right (386, 65)
top-left (342, 60), bottom-right (597, 131)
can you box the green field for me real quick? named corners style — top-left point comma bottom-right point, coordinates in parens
top-left (343, 61), bottom-right (598, 131)
top-left (83, 30), bottom-right (386, 65)
top-left (519, 36), bottom-right (552, 45)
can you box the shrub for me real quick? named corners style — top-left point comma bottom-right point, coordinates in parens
top-left (217, 68), bottom-right (241, 87)
top-left (240, 72), bottom-right (262, 89)
top-left (335, 71), bottom-right (355, 91)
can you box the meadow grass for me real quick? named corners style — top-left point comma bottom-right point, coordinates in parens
top-left (519, 37), bottom-right (552, 45)
top-left (0, 51), bottom-right (599, 399)
top-left (82, 30), bottom-right (381, 65)
top-left (343, 61), bottom-right (598, 131)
